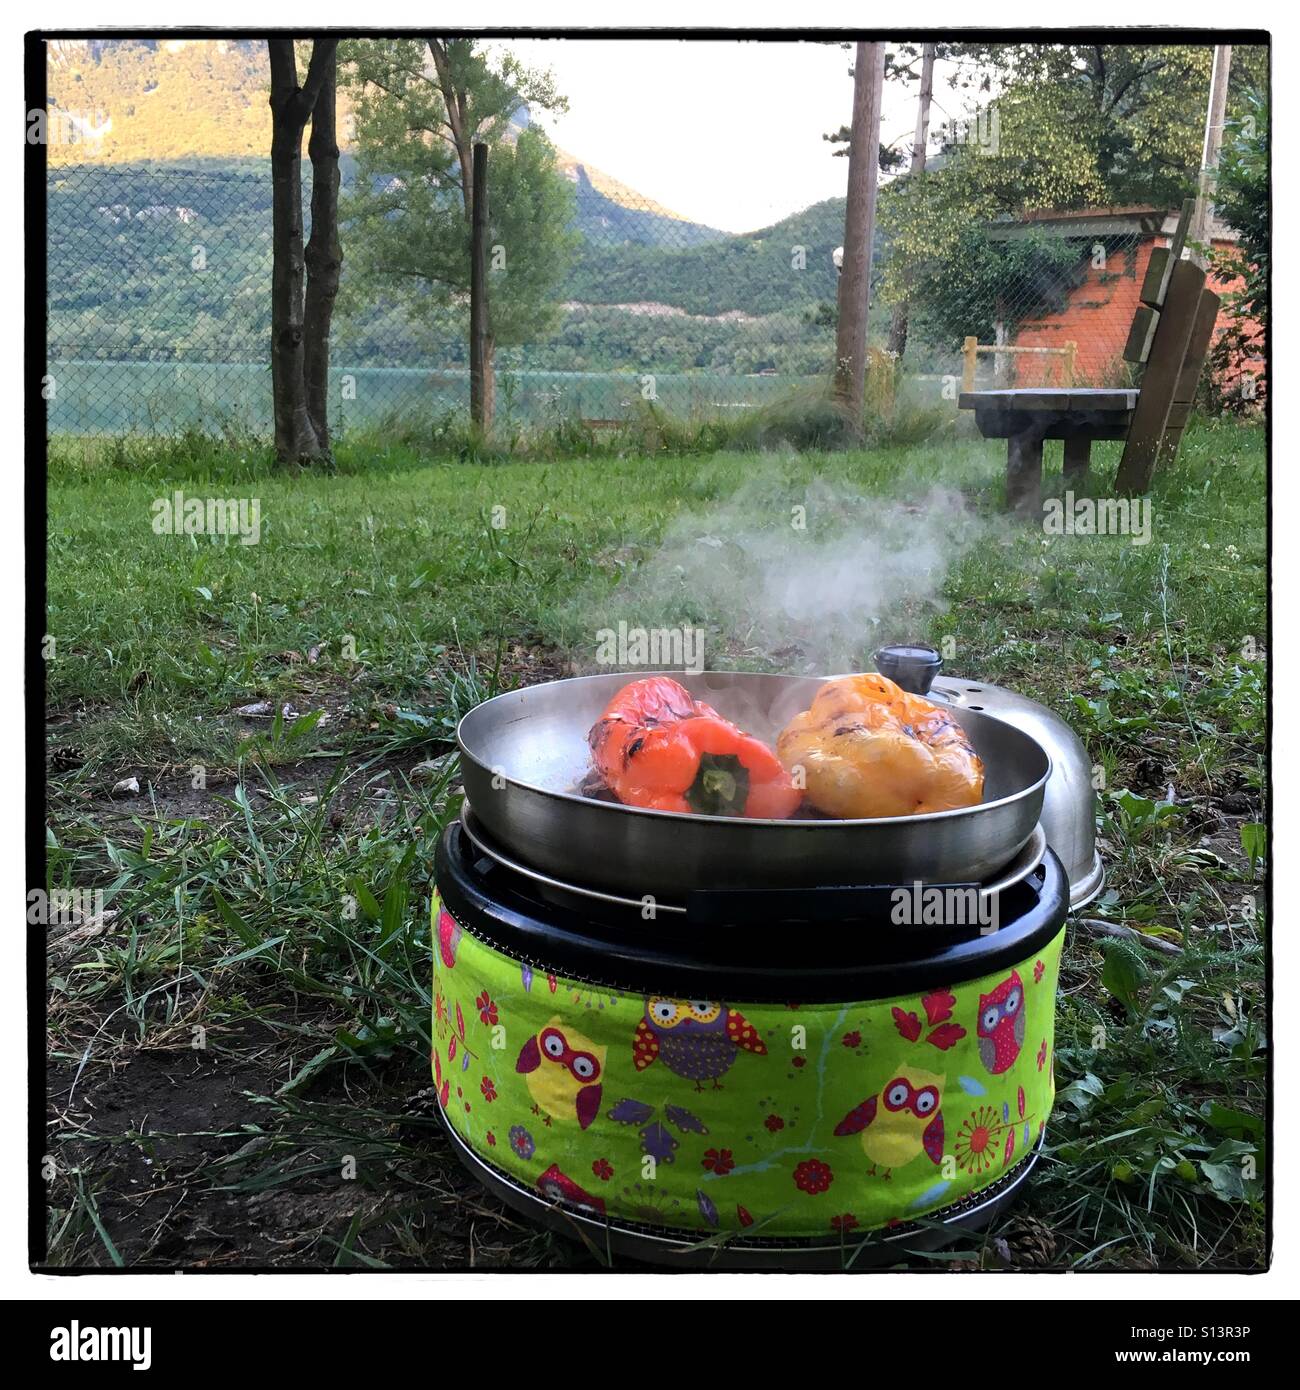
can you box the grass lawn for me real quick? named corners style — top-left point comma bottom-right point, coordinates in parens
top-left (44, 418), bottom-right (1267, 1270)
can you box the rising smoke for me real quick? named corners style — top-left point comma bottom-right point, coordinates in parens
top-left (569, 468), bottom-right (994, 677)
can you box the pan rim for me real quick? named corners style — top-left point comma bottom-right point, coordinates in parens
top-left (456, 669), bottom-right (1053, 831)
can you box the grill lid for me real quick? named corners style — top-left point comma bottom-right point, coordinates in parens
top-left (929, 676), bottom-right (1103, 909)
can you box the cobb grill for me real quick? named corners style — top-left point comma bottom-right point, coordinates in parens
top-left (431, 654), bottom-right (1097, 1268)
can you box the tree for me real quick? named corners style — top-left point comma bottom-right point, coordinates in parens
top-left (1205, 88), bottom-right (1267, 414)
top-left (933, 43), bottom-right (1267, 208)
top-left (268, 38), bottom-right (338, 464)
top-left (304, 44), bottom-right (342, 452)
top-left (1214, 88), bottom-right (1268, 334)
top-left (339, 39), bottom-right (576, 431)
top-left (833, 42), bottom-right (885, 425)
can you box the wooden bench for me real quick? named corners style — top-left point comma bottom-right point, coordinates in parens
top-left (958, 200), bottom-right (1221, 514)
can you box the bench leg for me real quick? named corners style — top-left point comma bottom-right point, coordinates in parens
top-left (1063, 436), bottom-right (1091, 482)
top-left (1006, 435), bottom-right (1043, 516)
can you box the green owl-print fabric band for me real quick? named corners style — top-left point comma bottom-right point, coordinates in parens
top-left (432, 892), bottom-right (1064, 1240)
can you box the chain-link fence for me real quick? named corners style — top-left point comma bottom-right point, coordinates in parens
top-left (48, 160), bottom-right (1204, 441)
top-left (47, 161), bottom-right (843, 438)
top-left (944, 220), bottom-right (1151, 394)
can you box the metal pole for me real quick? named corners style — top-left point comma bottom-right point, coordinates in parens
top-left (886, 41), bottom-right (935, 361)
top-left (911, 43), bottom-right (936, 174)
top-left (1189, 44), bottom-right (1233, 264)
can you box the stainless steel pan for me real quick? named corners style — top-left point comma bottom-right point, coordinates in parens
top-left (457, 671), bottom-right (1051, 897)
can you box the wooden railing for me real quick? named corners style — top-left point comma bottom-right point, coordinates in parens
top-left (961, 336), bottom-right (1077, 393)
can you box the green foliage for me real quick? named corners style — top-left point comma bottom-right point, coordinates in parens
top-left (937, 43), bottom-right (1266, 208)
top-left (1211, 87), bottom-right (1268, 337)
top-left (904, 224), bottom-right (1084, 351)
top-left (338, 39), bottom-right (577, 356)
top-left (563, 198), bottom-right (844, 317)
top-left (1200, 88), bottom-right (1269, 417)
top-left (48, 161), bottom-right (274, 364)
top-left (1100, 939), bottom-right (1148, 1016)
top-left (878, 43), bottom-right (1269, 355)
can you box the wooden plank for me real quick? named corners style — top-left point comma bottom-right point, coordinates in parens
top-left (1115, 258), bottom-right (1207, 493)
top-left (1066, 389), bottom-right (1139, 411)
top-left (1124, 306), bottom-right (1160, 364)
top-left (958, 389), bottom-right (1072, 411)
top-left (1158, 284), bottom-right (1222, 467)
top-left (1153, 198), bottom-right (1196, 308)
top-left (1139, 247), bottom-right (1169, 307)
top-left (1002, 392), bottom-right (1060, 412)
top-left (1172, 286), bottom-right (1221, 404)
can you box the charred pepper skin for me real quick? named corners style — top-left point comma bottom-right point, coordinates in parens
top-left (777, 673), bottom-right (984, 819)
top-left (588, 677), bottom-right (802, 819)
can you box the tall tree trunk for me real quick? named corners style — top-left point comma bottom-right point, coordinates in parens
top-left (482, 335), bottom-right (496, 434)
top-left (268, 38), bottom-right (335, 465)
top-left (428, 41), bottom-right (475, 218)
top-left (304, 46), bottom-right (341, 453)
top-left (886, 42), bottom-right (935, 362)
top-left (833, 41), bottom-right (886, 427)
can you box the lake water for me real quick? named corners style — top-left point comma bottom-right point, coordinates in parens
top-left (46, 361), bottom-right (815, 435)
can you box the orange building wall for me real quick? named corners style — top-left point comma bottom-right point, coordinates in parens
top-left (1008, 236), bottom-right (1264, 399)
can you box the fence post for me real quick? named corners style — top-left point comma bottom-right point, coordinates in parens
top-left (470, 142), bottom-right (489, 431)
top-left (1063, 340), bottom-right (1077, 388)
top-left (994, 321), bottom-right (1010, 387)
top-left (962, 336), bottom-right (977, 393)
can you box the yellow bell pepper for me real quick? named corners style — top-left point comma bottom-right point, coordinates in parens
top-left (776, 673), bottom-right (984, 819)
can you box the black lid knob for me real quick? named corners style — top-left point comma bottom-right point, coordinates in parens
top-left (874, 643), bottom-right (943, 696)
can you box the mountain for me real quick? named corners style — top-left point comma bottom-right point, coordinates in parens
top-left (46, 38), bottom-right (272, 163)
top-left (44, 36), bottom-right (717, 240)
top-left (45, 39), bottom-right (842, 381)
top-left (560, 159), bottom-right (722, 248)
top-left (564, 197), bottom-right (844, 316)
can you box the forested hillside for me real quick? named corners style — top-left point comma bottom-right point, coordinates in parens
top-left (46, 38), bottom-right (844, 374)
top-left (48, 153), bottom-right (843, 374)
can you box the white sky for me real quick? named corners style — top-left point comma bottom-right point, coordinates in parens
top-left (499, 39), bottom-right (973, 233)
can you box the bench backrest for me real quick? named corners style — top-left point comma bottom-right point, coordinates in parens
top-left (1115, 198), bottom-right (1222, 492)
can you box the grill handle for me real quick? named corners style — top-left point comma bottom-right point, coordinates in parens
top-left (684, 881), bottom-right (983, 930)
top-left (685, 825), bottom-right (1044, 928)
top-left (874, 643), bottom-right (943, 695)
